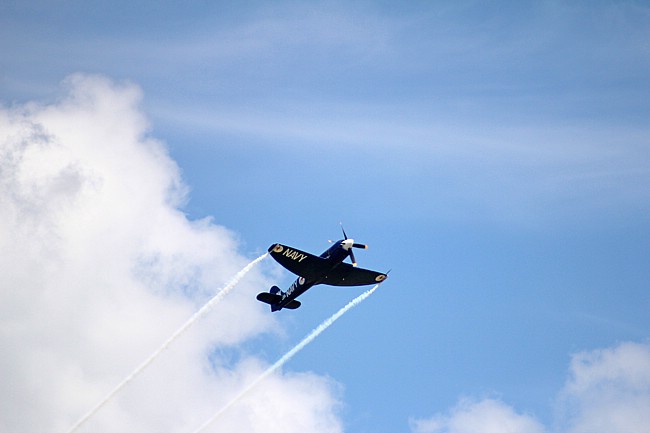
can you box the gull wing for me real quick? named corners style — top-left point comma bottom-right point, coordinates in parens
top-left (321, 263), bottom-right (388, 287)
top-left (268, 243), bottom-right (329, 280)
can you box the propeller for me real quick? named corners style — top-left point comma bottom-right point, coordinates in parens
top-left (340, 224), bottom-right (368, 267)
top-left (349, 249), bottom-right (357, 267)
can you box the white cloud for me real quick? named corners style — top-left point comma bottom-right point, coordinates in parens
top-left (0, 74), bottom-right (342, 433)
top-left (558, 342), bottom-right (650, 433)
top-left (409, 398), bottom-right (545, 433)
top-left (221, 359), bottom-right (343, 433)
top-left (410, 341), bottom-right (650, 433)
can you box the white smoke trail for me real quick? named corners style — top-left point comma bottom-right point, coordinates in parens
top-left (189, 283), bottom-right (381, 433)
top-left (65, 252), bottom-right (269, 433)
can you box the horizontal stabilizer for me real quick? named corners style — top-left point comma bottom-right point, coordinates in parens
top-left (256, 292), bottom-right (282, 305)
top-left (256, 291), bottom-right (301, 311)
top-left (283, 300), bottom-right (301, 309)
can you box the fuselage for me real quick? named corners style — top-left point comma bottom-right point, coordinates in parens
top-left (277, 240), bottom-right (350, 308)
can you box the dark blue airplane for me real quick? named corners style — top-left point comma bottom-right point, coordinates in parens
top-left (257, 228), bottom-right (388, 312)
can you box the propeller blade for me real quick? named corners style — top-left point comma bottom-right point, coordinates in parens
top-left (352, 243), bottom-right (368, 249)
top-left (349, 249), bottom-right (357, 267)
top-left (341, 224), bottom-right (348, 240)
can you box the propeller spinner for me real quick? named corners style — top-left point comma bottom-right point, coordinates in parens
top-left (340, 225), bottom-right (368, 266)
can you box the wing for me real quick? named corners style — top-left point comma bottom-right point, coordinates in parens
top-left (322, 263), bottom-right (388, 287)
top-left (268, 243), bottom-right (330, 280)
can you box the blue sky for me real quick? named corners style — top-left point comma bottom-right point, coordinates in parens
top-left (2, 1), bottom-right (650, 433)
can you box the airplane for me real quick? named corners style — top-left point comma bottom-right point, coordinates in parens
top-left (256, 227), bottom-right (388, 312)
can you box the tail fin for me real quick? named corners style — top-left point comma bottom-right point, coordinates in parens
top-left (255, 286), bottom-right (301, 312)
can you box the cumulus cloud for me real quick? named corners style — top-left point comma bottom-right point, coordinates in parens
top-left (558, 342), bottom-right (650, 433)
top-left (409, 398), bottom-right (545, 433)
top-left (0, 74), bottom-right (342, 433)
top-left (410, 341), bottom-right (650, 433)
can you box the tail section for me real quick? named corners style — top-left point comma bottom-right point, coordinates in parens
top-left (283, 299), bottom-right (301, 310)
top-left (256, 286), bottom-right (282, 311)
top-left (256, 286), bottom-right (301, 312)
